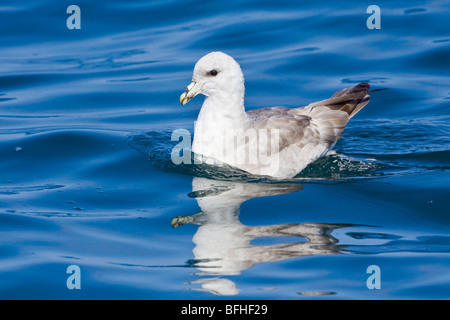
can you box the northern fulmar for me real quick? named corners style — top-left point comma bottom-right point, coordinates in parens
top-left (180, 52), bottom-right (370, 179)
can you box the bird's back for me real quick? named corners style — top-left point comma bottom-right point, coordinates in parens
top-left (241, 83), bottom-right (371, 178)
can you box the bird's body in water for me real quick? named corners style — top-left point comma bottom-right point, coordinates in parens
top-left (180, 51), bottom-right (371, 179)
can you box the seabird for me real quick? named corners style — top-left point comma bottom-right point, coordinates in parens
top-left (180, 51), bottom-right (370, 178)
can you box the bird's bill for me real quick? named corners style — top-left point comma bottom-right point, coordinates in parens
top-left (180, 82), bottom-right (203, 105)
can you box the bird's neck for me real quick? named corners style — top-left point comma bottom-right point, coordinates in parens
top-left (193, 89), bottom-right (248, 158)
top-left (197, 90), bottom-right (247, 128)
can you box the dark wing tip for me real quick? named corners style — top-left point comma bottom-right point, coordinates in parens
top-left (351, 82), bottom-right (370, 94)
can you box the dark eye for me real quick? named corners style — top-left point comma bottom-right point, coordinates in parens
top-left (207, 69), bottom-right (218, 76)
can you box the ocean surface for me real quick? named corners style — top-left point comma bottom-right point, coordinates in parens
top-left (0, 0), bottom-right (449, 299)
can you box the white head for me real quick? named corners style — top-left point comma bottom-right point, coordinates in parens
top-left (180, 52), bottom-right (245, 106)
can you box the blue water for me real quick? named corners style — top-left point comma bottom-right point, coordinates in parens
top-left (1, 0), bottom-right (449, 299)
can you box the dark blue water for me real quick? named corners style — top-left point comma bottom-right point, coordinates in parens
top-left (1, 0), bottom-right (449, 299)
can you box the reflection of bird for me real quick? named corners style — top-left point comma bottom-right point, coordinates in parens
top-left (171, 177), bottom-right (352, 295)
top-left (180, 52), bottom-right (370, 178)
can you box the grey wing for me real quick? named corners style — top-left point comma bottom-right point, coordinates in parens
top-left (246, 107), bottom-right (321, 153)
top-left (300, 82), bottom-right (371, 145)
top-left (242, 83), bottom-right (370, 165)
top-left (307, 83), bottom-right (371, 119)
